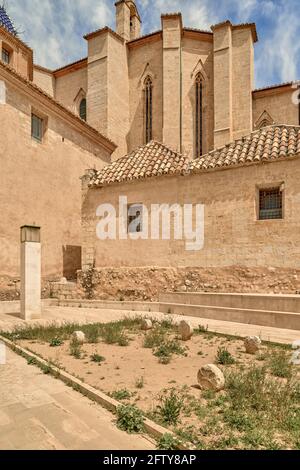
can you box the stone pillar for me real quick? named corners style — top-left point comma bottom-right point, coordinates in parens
top-left (162, 13), bottom-right (182, 152)
top-left (212, 22), bottom-right (233, 149)
top-left (212, 21), bottom-right (256, 148)
top-left (20, 226), bottom-right (41, 320)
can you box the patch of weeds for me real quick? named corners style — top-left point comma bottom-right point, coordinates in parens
top-left (197, 350), bottom-right (204, 356)
top-left (40, 362), bottom-right (52, 375)
top-left (175, 426), bottom-right (201, 447)
top-left (202, 389), bottom-right (216, 400)
top-left (216, 347), bottom-right (235, 365)
top-left (157, 433), bottom-right (180, 450)
top-left (135, 377), bottom-right (144, 389)
top-left (143, 327), bottom-right (166, 349)
top-left (268, 350), bottom-right (293, 379)
top-left (90, 354), bottom-right (105, 364)
top-left (116, 405), bottom-right (145, 434)
top-left (100, 323), bottom-right (129, 347)
top-left (110, 389), bottom-right (132, 401)
top-left (157, 389), bottom-right (183, 425)
top-left (69, 337), bottom-right (82, 359)
top-left (49, 337), bottom-right (63, 347)
top-left (154, 339), bottom-right (186, 364)
top-left (85, 327), bottom-right (99, 344)
top-left (212, 434), bottom-right (240, 450)
top-left (223, 410), bottom-right (256, 432)
top-left (118, 334), bottom-right (130, 347)
top-left (256, 351), bottom-right (269, 362)
top-left (200, 416), bottom-right (223, 437)
top-left (160, 319), bottom-right (174, 330)
top-left (194, 324), bottom-right (208, 334)
top-left (26, 355), bottom-right (36, 365)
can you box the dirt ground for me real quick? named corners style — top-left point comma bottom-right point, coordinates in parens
top-left (14, 320), bottom-right (300, 450)
top-left (20, 331), bottom-right (270, 412)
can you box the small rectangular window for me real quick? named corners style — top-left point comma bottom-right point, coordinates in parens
top-left (259, 187), bottom-right (283, 220)
top-left (128, 204), bottom-right (143, 233)
top-left (31, 114), bottom-right (43, 142)
top-left (1, 48), bottom-right (10, 64)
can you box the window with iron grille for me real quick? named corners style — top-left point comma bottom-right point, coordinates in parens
top-left (79, 98), bottom-right (87, 121)
top-left (128, 204), bottom-right (143, 234)
top-left (31, 114), bottom-right (43, 142)
top-left (259, 187), bottom-right (283, 220)
top-left (195, 73), bottom-right (203, 158)
top-left (144, 76), bottom-right (152, 144)
top-left (1, 48), bottom-right (10, 64)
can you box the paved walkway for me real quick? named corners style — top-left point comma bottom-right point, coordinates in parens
top-left (0, 349), bottom-right (154, 450)
top-left (0, 306), bottom-right (299, 345)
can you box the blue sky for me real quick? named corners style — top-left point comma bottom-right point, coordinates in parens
top-left (4, 0), bottom-right (300, 88)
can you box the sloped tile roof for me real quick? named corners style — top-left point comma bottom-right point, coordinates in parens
top-left (0, 5), bottom-right (16, 35)
top-left (190, 125), bottom-right (300, 173)
top-left (88, 126), bottom-right (300, 188)
top-left (89, 141), bottom-right (189, 187)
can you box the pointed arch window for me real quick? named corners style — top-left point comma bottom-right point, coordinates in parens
top-left (144, 76), bottom-right (153, 143)
top-left (195, 73), bottom-right (204, 158)
top-left (79, 98), bottom-right (87, 121)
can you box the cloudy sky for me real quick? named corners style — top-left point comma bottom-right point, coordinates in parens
top-left (3, 0), bottom-right (300, 88)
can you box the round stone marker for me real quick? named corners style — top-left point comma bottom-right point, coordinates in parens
top-left (244, 336), bottom-right (261, 354)
top-left (141, 319), bottom-right (153, 331)
top-left (72, 331), bottom-right (86, 344)
top-left (198, 364), bottom-right (225, 391)
top-left (179, 320), bottom-right (194, 341)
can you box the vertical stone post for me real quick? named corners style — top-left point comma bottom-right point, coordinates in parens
top-left (162, 13), bottom-right (183, 152)
top-left (20, 225), bottom-right (41, 320)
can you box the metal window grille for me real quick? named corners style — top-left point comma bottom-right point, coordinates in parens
top-left (145, 77), bottom-right (152, 144)
top-left (1, 48), bottom-right (10, 64)
top-left (259, 187), bottom-right (283, 220)
top-left (79, 98), bottom-right (87, 121)
top-left (195, 74), bottom-right (203, 157)
top-left (31, 114), bottom-right (43, 142)
top-left (128, 204), bottom-right (143, 233)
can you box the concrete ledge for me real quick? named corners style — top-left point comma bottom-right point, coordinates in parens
top-left (160, 302), bottom-right (300, 330)
top-left (160, 292), bottom-right (300, 313)
top-left (0, 335), bottom-right (190, 450)
top-left (58, 299), bottom-right (160, 312)
top-left (0, 299), bottom-right (59, 315)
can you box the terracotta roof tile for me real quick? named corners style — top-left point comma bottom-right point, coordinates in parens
top-left (88, 125), bottom-right (300, 188)
top-left (89, 141), bottom-right (189, 187)
top-left (190, 125), bottom-right (300, 174)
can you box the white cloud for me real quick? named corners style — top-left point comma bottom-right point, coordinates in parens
top-left (3, 0), bottom-right (300, 87)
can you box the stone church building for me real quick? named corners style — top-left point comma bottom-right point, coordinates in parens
top-left (1, 1), bottom-right (300, 300)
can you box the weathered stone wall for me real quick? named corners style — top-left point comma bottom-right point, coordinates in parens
top-left (128, 35), bottom-right (163, 152)
top-left (75, 266), bottom-right (300, 301)
top-left (0, 76), bottom-right (112, 285)
top-left (253, 88), bottom-right (298, 128)
top-left (181, 33), bottom-right (214, 156)
top-left (82, 157), bottom-right (300, 298)
top-left (55, 67), bottom-right (87, 114)
top-left (0, 28), bottom-right (32, 80)
top-left (33, 67), bottom-right (55, 97)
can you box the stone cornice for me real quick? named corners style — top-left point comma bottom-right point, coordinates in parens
top-left (0, 25), bottom-right (33, 80)
top-left (0, 61), bottom-right (116, 153)
top-left (53, 58), bottom-right (88, 78)
top-left (84, 26), bottom-right (124, 44)
top-left (253, 82), bottom-right (294, 98)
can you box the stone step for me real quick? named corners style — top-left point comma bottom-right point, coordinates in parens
top-left (159, 302), bottom-right (300, 331)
